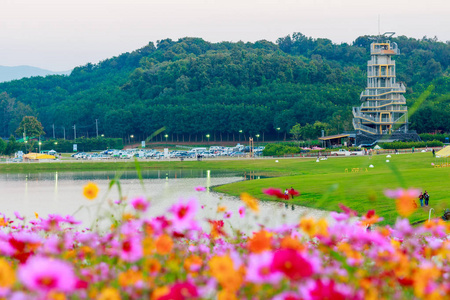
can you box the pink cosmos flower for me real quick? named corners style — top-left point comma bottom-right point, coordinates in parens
top-left (338, 204), bottom-right (358, 217)
top-left (246, 252), bottom-right (283, 284)
top-left (224, 211), bottom-right (232, 219)
top-left (130, 196), bottom-right (149, 212)
top-left (119, 236), bottom-right (143, 262)
top-left (18, 256), bottom-right (76, 293)
top-left (384, 188), bottom-right (421, 199)
top-left (195, 186), bottom-right (206, 192)
top-left (239, 206), bottom-right (246, 218)
top-left (169, 198), bottom-right (199, 232)
top-left (63, 215), bottom-right (82, 225)
top-left (14, 211), bottom-right (24, 221)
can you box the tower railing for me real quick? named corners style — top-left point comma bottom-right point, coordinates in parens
top-left (353, 120), bottom-right (378, 134)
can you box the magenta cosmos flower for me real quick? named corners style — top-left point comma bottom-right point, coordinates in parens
top-left (18, 256), bottom-right (76, 293)
top-left (169, 198), bottom-right (198, 232)
top-left (130, 196), bottom-right (149, 212)
top-left (239, 206), bottom-right (246, 218)
top-left (195, 186), bottom-right (206, 192)
top-left (270, 248), bottom-right (314, 280)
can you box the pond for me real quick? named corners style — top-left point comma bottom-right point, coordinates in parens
top-left (0, 170), bottom-right (333, 233)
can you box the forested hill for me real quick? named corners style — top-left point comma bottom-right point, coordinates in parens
top-left (0, 34), bottom-right (449, 142)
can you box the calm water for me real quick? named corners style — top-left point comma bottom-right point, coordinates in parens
top-left (0, 170), bottom-right (333, 233)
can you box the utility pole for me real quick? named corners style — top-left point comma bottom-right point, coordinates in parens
top-left (63, 127), bottom-right (66, 140)
top-left (95, 119), bottom-right (99, 138)
top-left (73, 125), bottom-right (76, 140)
top-left (52, 124), bottom-right (55, 139)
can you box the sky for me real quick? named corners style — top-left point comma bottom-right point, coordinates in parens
top-left (0, 0), bottom-right (449, 71)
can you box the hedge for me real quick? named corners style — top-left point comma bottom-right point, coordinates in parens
top-left (378, 140), bottom-right (443, 149)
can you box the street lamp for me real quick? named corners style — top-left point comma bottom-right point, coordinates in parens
top-left (101, 134), bottom-right (104, 137)
top-left (164, 134), bottom-right (168, 142)
top-left (206, 134), bottom-right (210, 144)
top-left (24, 140), bottom-right (28, 153)
top-left (38, 142), bottom-right (42, 153)
top-left (239, 130), bottom-right (242, 142)
top-left (256, 134), bottom-right (260, 147)
top-left (276, 127), bottom-right (280, 140)
top-left (130, 135), bottom-right (134, 145)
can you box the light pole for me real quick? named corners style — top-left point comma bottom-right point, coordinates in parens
top-left (276, 127), bottom-right (280, 141)
top-left (256, 134), bottom-right (260, 148)
top-left (239, 130), bottom-right (242, 142)
top-left (38, 142), bottom-right (42, 153)
top-left (164, 134), bottom-right (168, 143)
top-left (24, 140), bottom-right (28, 153)
top-left (206, 134), bottom-right (210, 144)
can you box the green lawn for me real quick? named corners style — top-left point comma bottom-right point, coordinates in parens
top-left (214, 153), bottom-right (450, 225)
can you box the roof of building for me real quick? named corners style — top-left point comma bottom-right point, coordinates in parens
top-left (318, 134), bottom-right (350, 141)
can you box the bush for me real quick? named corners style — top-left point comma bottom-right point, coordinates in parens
top-left (419, 133), bottom-right (450, 142)
top-left (379, 140), bottom-right (443, 149)
top-left (263, 143), bottom-right (301, 156)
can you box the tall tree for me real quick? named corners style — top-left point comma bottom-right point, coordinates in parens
top-left (15, 116), bottom-right (45, 139)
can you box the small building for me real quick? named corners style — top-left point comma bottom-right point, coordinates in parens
top-left (319, 134), bottom-right (351, 148)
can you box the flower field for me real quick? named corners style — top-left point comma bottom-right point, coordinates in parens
top-left (0, 183), bottom-right (449, 299)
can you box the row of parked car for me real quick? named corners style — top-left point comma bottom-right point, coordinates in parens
top-left (70, 145), bottom-right (265, 160)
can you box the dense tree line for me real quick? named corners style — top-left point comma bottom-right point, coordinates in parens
top-left (0, 34), bottom-right (448, 142)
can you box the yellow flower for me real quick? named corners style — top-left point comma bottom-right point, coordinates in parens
top-left (34, 212), bottom-right (39, 219)
top-left (83, 182), bottom-right (99, 200)
top-left (151, 286), bottom-right (170, 300)
top-left (300, 218), bottom-right (317, 237)
top-left (97, 287), bottom-right (121, 300)
top-left (240, 193), bottom-right (259, 212)
top-left (217, 205), bottom-right (227, 213)
top-left (0, 218), bottom-right (7, 227)
top-left (0, 258), bottom-right (15, 288)
top-left (142, 237), bottom-right (155, 256)
top-left (48, 292), bottom-right (66, 300)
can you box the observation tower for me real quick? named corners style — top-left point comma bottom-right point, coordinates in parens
top-left (352, 33), bottom-right (408, 136)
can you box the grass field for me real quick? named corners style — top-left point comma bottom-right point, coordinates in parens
top-left (214, 152), bottom-right (450, 226)
top-left (1, 152), bottom-right (448, 225)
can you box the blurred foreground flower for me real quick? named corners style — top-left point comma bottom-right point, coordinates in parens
top-left (195, 186), bottom-right (206, 191)
top-left (240, 193), bottom-right (259, 212)
top-left (385, 188), bottom-right (420, 217)
top-left (83, 182), bottom-right (99, 200)
top-left (19, 256), bottom-right (76, 293)
top-left (263, 188), bottom-right (289, 200)
top-left (130, 196), bottom-right (149, 212)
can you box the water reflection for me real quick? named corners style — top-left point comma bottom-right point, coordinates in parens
top-left (0, 170), bottom-right (336, 234)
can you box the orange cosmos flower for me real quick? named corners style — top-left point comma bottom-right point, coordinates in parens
top-left (240, 193), bottom-right (259, 212)
top-left (280, 236), bottom-right (304, 251)
top-left (248, 230), bottom-right (272, 253)
top-left (385, 188), bottom-right (420, 217)
top-left (83, 182), bottom-right (99, 200)
top-left (155, 234), bottom-right (173, 255)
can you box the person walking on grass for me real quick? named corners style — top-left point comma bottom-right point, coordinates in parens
top-left (424, 191), bottom-right (430, 206)
top-left (419, 192), bottom-right (424, 207)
